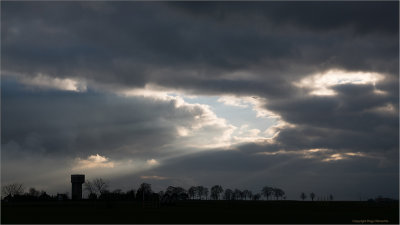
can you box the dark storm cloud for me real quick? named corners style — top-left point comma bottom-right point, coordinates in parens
top-left (1, 78), bottom-right (214, 160)
top-left (141, 147), bottom-right (398, 200)
top-left (1, 1), bottom-right (398, 198)
top-left (261, 83), bottom-right (398, 159)
top-left (2, 2), bottom-right (398, 147)
top-left (2, 1), bottom-right (398, 92)
top-left (270, 84), bottom-right (397, 131)
top-left (168, 1), bottom-right (398, 35)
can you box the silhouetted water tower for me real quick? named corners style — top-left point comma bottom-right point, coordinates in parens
top-left (71, 174), bottom-right (85, 200)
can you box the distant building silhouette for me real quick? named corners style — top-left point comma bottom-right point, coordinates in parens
top-left (71, 174), bottom-right (85, 200)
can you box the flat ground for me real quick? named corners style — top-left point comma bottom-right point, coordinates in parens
top-left (2, 200), bottom-right (398, 224)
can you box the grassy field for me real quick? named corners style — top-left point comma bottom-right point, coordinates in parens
top-left (2, 200), bottom-right (398, 224)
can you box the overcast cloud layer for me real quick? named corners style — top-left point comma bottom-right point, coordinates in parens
top-left (1, 2), bottom-right (398, 200)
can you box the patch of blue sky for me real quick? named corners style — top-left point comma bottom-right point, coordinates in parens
top-left (182, 95), bottom-right (276, 135)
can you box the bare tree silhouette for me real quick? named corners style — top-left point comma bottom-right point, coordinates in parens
top-left (188, 186), bottom-right (196, 200)
top-left (113, 189), bottom-right (122, 194)
top-left (84, 178), bottom-right (109, 197)
top-left (93, 178), bottom-right (109, 195)
top-left (88, 192), bottom-right (97, 200)
top-left (211, 185), bottom-right (224, 200)
top-left (262, 186), bottom-right (274, 200)
top-left (193, 186), bottom-right (208, 200)
top-left (301, 192), bottom-right (307, 201)
top-left (84, 181), bottom-right (95, 196)
top-left (310, 192), bottom-right (315, 201)
top-left (273, 188), bottom-right (285, 200)
top-left (233, 189), bottom-right (242, 200)
top-left (252, 193), bottom-right (261, 200)
top-left (248, 191), bottom-right (253, 200)
top-left (126, 189), bottom-right (136, 200)
top-left (1, 183), bottom-right (24, 198)
top-left (224, 188), bottom-right (233, 200)
top-left (195, 186), bottom-right (201, 200)
top-left (243, 190), bottom-right (252, 200)
top-left (28, 188), bottom-right (40, 198)
top-left (137, 183), bottom-right (153, 201)
top-left (164, 186), bottom-right (188, 201)
top-left (196, 186), bottom-right (203, 200)
top-left (203, 187), bottom-right (209, 200)
top-left (239, 190), bottom-right (245, 200)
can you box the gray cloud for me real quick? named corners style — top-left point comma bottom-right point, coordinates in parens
top-left (2, 2), bottom-right (398, 91)
top-left (1, 2), bottom-right (398, 199)
top-left (1, 79), bottom-right (229, 160)
top-left (168, 2), bottom-right (398, 34)
top-left (140, 146), bottom-right (399, 200)
top-left (262, 83), bottom-right (398, 158)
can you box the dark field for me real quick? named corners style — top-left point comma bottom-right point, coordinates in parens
top-left (2, 200), bottom-right (398, 224)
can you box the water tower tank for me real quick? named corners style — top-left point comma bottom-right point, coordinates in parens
top-left (71, 174), bottom-right (85, 200)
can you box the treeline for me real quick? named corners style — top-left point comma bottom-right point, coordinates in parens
top-left (2, 181), bottom-right (397, 204)
top-left (1, 185), bottom-right (56, 202)
top-left (1, 180), bottom-right (287, 203)
top-left (83, 179), bottom-right (286, 202)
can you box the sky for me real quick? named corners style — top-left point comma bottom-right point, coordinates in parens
top-left (1, 1), bottom-right (399, 200)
